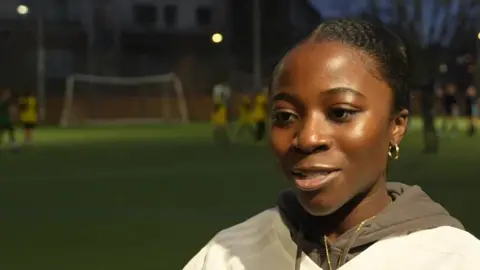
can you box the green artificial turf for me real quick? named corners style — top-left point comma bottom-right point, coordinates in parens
top-left (0, 119), bottom-right (479, 269)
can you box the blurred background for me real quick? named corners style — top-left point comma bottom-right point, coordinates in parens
top-left (1, 0), bottom-right (480, 269)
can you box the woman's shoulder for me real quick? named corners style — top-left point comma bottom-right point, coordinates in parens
top-left (182, 208), bottom-right (292, 270)
top-left (414, 226), bottom-right (480, 251)
top-left (343, 226), bottom-right (480, 270)
top-left (381, 225), bottom-right (480, 256)
top-left (212, 208), bottom-right (282, 250)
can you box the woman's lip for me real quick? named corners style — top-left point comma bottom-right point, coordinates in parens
top-left (292, 164), bottom-right (340, 173)
top-left (293, 170), bottom-right (341, 191)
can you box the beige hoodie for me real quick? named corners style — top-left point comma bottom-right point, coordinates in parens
top-left (277, 182), bottom-right (464, 270)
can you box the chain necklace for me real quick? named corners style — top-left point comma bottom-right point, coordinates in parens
top-left (323, 196), bottom-right (393, 270)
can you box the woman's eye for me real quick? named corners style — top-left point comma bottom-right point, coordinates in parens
top-left (329, 108), bottom-right (357, 122)
top-left (271, 111), bottom-right (297, 127)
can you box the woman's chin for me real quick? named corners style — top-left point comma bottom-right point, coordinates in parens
top-left (296, 191), bottom-right (341, 217)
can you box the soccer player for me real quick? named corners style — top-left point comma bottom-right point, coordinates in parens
top-left (465, 85), bottom-right (477, 136)
top-left (251, 90), bottom-right (268, 142)
top-left (210, 103), bottom-right (229, 145)
top-left (235, 95), bottom-right (254, 140)
top-left (0, 88), bottom-right (18, 151)
top-left (212, 82), bottom-right (231, 108)
top-left (211, 82), bottom-right (231, 145)
top-left (184, 19), bottom-right (480, 270)
top-left (18, 91), bottom-right (37, 143)
top-left (441, 83), bottom-right (459, 137)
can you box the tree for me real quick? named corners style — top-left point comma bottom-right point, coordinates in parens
top-left (362, 0), bottom-right (480, 153)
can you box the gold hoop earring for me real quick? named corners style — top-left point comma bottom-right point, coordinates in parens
top-left (388, 143), bottom-right (400, 160)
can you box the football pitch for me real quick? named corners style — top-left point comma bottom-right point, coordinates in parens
top-left (1, 119), bottom-right (479, 270)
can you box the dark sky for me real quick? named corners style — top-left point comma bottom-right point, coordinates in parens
top-left (308, 0), bottom-right (480, 47)
top-left (308, 0), bottom-right (372, 17)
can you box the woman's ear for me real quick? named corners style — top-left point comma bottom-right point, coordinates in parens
top-left (391, 109), bottom-right (409, 145)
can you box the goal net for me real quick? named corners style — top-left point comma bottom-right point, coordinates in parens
top-left (59, 73), bottom-right (189, 127)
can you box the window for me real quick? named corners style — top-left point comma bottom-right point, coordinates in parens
top-left (196, 6), bottom-right (212, 26)
top-left (163, 5), bottom-right (177, 27)
top-left (133, 3), bottom-right (157, 25)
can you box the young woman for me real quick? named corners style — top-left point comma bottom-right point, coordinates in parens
top-left (0, 88), bottom-right (19, 151)
top-left (251, 90), bottom-right (268, 142)
top-left (210, 103), bottom-right (230, 145)
top-left (465, 85), bottom-right (477, 136)
top-left (183, 19), bottom-right (480, 270)
top-left (236, 95), bottom-right (254, 141)
top-left (441, 83), bottom-right (459, 136)
top-left (18, 91), bottom-right (38, 143)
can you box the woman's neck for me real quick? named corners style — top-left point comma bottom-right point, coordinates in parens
top-left (308, 180), bottom-right (391, 242)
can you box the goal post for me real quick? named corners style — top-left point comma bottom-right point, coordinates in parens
top-left (59, 73), bottom-right (189, 127)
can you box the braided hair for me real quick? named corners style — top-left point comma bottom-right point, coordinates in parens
top-left (272, 19), bottom-right (410, 113)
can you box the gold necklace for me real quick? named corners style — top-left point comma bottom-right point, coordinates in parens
top-left (323, 196), bottom-right (393, 270)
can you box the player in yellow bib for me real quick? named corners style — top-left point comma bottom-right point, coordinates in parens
top-left (211, 103), bottom-right (227, 126)
top-left (211, 83), bottom-right (231, 145)
top-left (18, 92), bottom-right (37, 143)
top-left (251, 91), bottom-right (268, 141)
top-left (236, 95), bottom-right (254, 140)
top-left (211, 103), bottom-right (229, 145)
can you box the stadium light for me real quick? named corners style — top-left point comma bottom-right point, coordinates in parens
top-left (17, 4), bottom-right (29, 15)
top-left (211, 33), bottom-right (223, 44)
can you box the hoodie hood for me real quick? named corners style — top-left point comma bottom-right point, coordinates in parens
top-left (277, 182), bottom-right (464, 270)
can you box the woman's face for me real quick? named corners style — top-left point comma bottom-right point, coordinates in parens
top-left (269, 41), bottom-right (408, 216)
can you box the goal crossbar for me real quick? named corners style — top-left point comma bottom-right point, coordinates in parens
top-left (70, 74), bottom-right (176, 84)
top-left (60, 73), bottom-right (189, 127)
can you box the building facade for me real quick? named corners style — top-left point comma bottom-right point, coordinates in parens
top-left (0, 0), bottom-right (227, 32)
top-left (111, 0), bottom-right (227, 32)
top-left (0, 0), bottom-right (230, 82)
